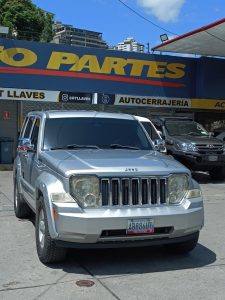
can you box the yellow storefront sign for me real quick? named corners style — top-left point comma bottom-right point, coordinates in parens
top-left (191, 98), bottom-right (225, 110)
top-left (0, 46), bottom-right (186, 79)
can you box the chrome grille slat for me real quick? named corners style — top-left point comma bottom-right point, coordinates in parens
top-left (138, 179), bottom-right (142, 205)
top-left (165, 178), bottom-right (169, 204)
top-left (160, 178), bottom-right (166, 204)
top-left (112, 178), bottom-right (119, 206)
top-left (109, 179), bottom-right (112, 206)
top-left (118, 179), bottom-right (122, 206)
top-left (100, 177), bottom-right (169, 207)
top-left (141, 178), bottom-right (148, 205)
top-left (132, 178), bottom-right (139, 205)
top-left (157, 178), bottom-right (161, 205)
top-left (151, 179), bottom-right (157, 205)
top-left (128, 179), bottom-right (132, 206)
top-left (148, 178), bottom-right (151, 206)
top-left (101, 179), bottom-right (110, 206)
top-left (122, 179), bottom-right (129, 205)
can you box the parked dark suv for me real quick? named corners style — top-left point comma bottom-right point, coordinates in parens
top-left (152, 117), bottom-right (225, 180)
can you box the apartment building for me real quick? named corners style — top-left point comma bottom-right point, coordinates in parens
top-left (116, 37), bottom-right (144, 52)
top-left (52, 22), bottom-right (108, 49)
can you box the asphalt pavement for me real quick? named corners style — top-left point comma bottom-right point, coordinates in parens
top-left (0, 171), bottom-right (225, 300)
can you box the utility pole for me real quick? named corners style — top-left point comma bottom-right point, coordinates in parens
top-left (146, 42), bottom-right (150, 53)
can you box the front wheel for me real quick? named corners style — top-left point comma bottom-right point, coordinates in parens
top-left (209, 166), bottom-right (225, 181)
top-left (165, 232), bottom-right (199, 254)
top-left (35, 196), bottom-right (67, 264)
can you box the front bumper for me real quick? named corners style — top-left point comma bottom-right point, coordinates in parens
top-left (55, 232), bottom-right (199, 249)
top-left (52, 197), bottom-right (204, 247)
top-left (173, 151), bottom-right (225, 171)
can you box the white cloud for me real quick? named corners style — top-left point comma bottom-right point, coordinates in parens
top-left (136, 0), bottom-right (185, 22)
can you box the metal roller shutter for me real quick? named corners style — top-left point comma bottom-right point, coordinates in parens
top-left (21, 101), bottom-right (194, 124)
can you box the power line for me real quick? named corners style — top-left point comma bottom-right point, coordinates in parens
top-left (117, 0), bottom-right (178, 36)
top-left (205, 30), bottom-right (225, 43)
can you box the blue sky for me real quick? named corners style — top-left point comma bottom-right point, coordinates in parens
top-left (33, 0), bottom-right (225, 51)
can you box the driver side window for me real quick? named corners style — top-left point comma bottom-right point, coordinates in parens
top-left (31, 118), bottom-right (40, 151)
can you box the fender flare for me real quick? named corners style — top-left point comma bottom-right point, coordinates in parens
top-left (35, 172), bottom-right (66, 239)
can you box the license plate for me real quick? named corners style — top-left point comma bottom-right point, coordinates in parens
top-left (127, 219), bottom-right (154, 234)
top-left (208, 155), bottom-right (218, 161)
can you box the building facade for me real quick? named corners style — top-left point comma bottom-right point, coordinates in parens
top-left (52, 22), bottom-right (108, 49)
top-left (116, 37), bottom-right (144, 52)
top-left (1, 38), bottom-right (225, 163)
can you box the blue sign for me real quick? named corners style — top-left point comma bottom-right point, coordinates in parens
top-left (0, 38), bottom-right (194, 98)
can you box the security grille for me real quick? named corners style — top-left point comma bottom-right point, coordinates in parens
top-left (21, 101), bottom-right (190, 125)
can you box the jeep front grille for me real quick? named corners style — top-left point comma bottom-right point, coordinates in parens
top-left (100, 177), bottom-right (168, 207)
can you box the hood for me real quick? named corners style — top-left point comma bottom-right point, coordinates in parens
top-left (171, 135), bottom-right (223, 144)
top-left (40, 149), bottom-right (189, 177)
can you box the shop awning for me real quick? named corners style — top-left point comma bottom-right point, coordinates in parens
top-left (152, 18), bottom-right (225, 58)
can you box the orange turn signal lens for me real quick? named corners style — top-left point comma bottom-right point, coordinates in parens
top-left (53, 207), bottom-right (57, 222)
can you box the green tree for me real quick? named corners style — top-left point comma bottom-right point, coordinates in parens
top-left (0, 0), bottom-right (54, 42)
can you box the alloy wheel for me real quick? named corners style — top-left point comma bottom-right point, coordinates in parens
top-left (38, 209), bottom-right (45, 249)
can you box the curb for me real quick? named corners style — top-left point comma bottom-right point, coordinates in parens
top-left (0, 164), bottom-right (13, 171)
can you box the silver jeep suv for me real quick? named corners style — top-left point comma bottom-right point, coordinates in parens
top-left (13, 111), bottom-right (204, 263)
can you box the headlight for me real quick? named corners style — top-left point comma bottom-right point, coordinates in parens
top-left (70, 176), bottom-right (100, 208)
top-left (177, 142), bottom-right (198, 152)
top-left (168, 174), bottom-right (189, 204)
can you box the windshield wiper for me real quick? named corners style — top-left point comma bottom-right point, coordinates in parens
top-left (186, 132), bottom-right (201, 136)
top-left (51, 144), bottom-right (99, 150)
top-left (109, 144), bottom-right (140, 150)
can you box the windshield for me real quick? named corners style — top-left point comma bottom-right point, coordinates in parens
top-left (43, 117), bottom-right (152, 150)
top-left (165, 120), bottom-right (209, 136)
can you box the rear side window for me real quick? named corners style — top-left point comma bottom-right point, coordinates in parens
top-left (20, 117), bottom-right (28, 137)
top-left (141, 122), bottom-right (159, 140)
top-left (23, 116), bottom-right (35, 138)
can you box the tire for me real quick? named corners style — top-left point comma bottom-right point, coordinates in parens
top-left (209, 167), bottom-right (225, 181)
top-left (165, 232), bottom-right (199, 254)
top-left (14, 180), bottom-right (31, 219)
top-left (36, 196), bottom-right (67, 264)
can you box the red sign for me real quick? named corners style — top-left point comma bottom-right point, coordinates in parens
top-left (3, 111), bottom-right (10, 120)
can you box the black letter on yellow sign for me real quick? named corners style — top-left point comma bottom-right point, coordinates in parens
top-left (215, 101), bottom-right (225, 108)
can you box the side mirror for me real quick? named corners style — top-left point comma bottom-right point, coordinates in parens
top-left (18, 138), bottom-right (34, 152)
top-left (154, 139), bottom-right (166, 153)
top-left (157, 130), bottom-right (163, 137)
top-left (165, 139), bottom-right (174, 145)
